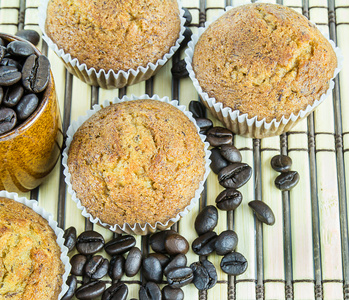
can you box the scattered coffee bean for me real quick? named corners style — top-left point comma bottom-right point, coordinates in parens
top-left (189, 100), bottom-right (205, 118)
top-left (215, 230), bottom-right (238, 255)
top-left (220, 252), bottom-right (248, 276)
top-left (180, 26), bottom-right (192, 48)
top-left (102, 282), bottom-right (128, 300)
top-left (0, 66), bottom-right (21, 86)
top-left (148, 253), bottom-right (170, 268)
top-left (85, 255), bottom-right (109, 279)
top-left (125, 246), bottom-right (142, 277)
top-left (165, 233), bottom-right (189, 255)
top-left (142, 255), bottom-right (163, 283)
top-left (167, 267), bottom-right (194, 288)
top-left (164, 254), bottom-right (187, 276)
top-left (271, 154), bottom-right (292, 173)
top-left (248, 200), bottom-right (275, 225)
top-left (76, 230), bottom-right (105, 255)
top-left (139, 282), bottom-right (162, 300)
top-left (192, 231), bottom-right (217, 256)
top-left (75, 280), bottom-right (106, 300)
top-left (206, 126), bottom-right (233, 147)
top-left (190, 259), bottom-right (217, 290)
top-left (63, 226), bottom-right (76, 253)
top-left (195, 205), bottom-right (218, 235)
top-left (171, 59), bottom-right (189, 79)
top-left (7, 41), bottom-right (34, 57)
top-left (70, 254), bottom-right (87, 276)
top-left (104, 235), bottom-right (136, 255)
top-left (15, 29), bottom-right (40, 46)
top-left (274, 170), bottom-right (300, 191)
top-left (210, 147), bottom-right (229, 174)
top-left (215, 188), bottom-right (242, 211)
top-left (218, 163), bottom-right (252, 189)
top-left (162, 285), bottom-right (184, 300)
top-left (0, 108), bottom-right (17, 134)
top-left (16, 93), bottom-right (38, 120)
top-left (61, 275), bottom-right (77, 300)
top-left (22, 54), bottom-right (50, 93)
top-left (195, 117), bottom-right (213, 134)
top-left (220, 144), bottom-right (242, 163)
top-left (182, 7), bottom-right (192, 26)
top-left (108, 255), bottom-right (125, 281)
top-left (149, 230), bottom-right (176, 254)
top-left (3, 84), bottom-right (23, 107)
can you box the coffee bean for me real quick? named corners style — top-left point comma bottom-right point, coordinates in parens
top-left (163, 254), bottom-right (187, 276)
top-left (85, 255), bottom-right (109, 279)
top-left (75, 281), bottom-right (106, 300)
top-left (220, 145), bottom-right (242, 163)
top-left (189, 100), bottom-right (205, 119)
top-left (195, 205), bottom-right (218, 235)
top-left (206, 127), bottom-right (233, 147)
top-left (125, 247), bottom-right (142, 277)
top-left (215, 188), bottom-right (242, 211)
top-left (0, 86), bottom-right (3, 104)
top-left (0, 108), bottom-right (17, 134)
top-left (0, 46), bottom-right (5, 61)
top-left (102, 282), bottom-right (128, 300)
top-left (0, 38), bottom-right (4, 47)
top-left (148, 253), bottom-right (170, 269)
top-left (22, 54), bottom-right (50, 93)
top-left (248, 200), bottom-right (275, 225)
top-left (218, 163), bottom-right (252, 189)
top-left (0, 58), bottom-right (22, 70)
top-left (15, 29), bottom-right (40, 46)
top-left (271, 154), bottom-right (292, 172)
top-left (190, 259), bottom-right (217, 290)
top-left (76, 230), bottom-right (105, 255)
top-left (162, 285), bottom-right (184, 300)
top-left (210, 148), bottom-right (229, 174)
top-left (275, 170), bottom-right (299, 191)
top-left (7, 41), bottom-right (34, 57)
top-left (192, 231), bottom-right (217, 256)
top-left (104, 235), bottom-right (136, 256)
top-left (215, 230), bottom-right (238, 255)
top-left (63, 226), bottom-right (76, 253)
top-left (142, 255), bottom-right (163, 283)
top-left (180, 26), bottom-right (192, 48)
top-left (149, 230), bottom-right (176, 254)
top-left (3, 84), bottom-right (23, 107)
top-left (0, 66), bottom-right (21, 86)
top-left (108, 255), bottom-right (125, 281)
top-left (61, 275), bottom-right (77, 300)
top-left (167, 267), bottom-right (194, 288)
top-left (139, 282), bottom-right (162, 300)
top-left (171, 59), bottom-right (189, 79)
top-left (70, 254), bottom-right (87, 276)
top-left (182, 7), bottom-right (192, 26)
top-left (195, 117), bottom-right (213, 134)
top-left (220, 252), bottom-right (248, 276)
top-left (165, 234), bottom-right (189, 255)
top-left (16, 93), bottom-right (38, 120)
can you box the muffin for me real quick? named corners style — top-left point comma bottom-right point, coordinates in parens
top-left (0, 197), bottom-right (65, 299)
top-left (186, 2), bottom-right (340, 138)
top-left (65, 96), bottom-right (209, 234)
top-left (41, 0), bottom-right (184, 88)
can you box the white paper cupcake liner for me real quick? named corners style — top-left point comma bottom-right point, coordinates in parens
top-left (185, 1), bottom-right (343, 138)
top-left (62, 94), bottom-right (211, 235)
top-left (39, 0), bottom-right (185, 89)
top-left (0, 190), bottom-right (70, 299)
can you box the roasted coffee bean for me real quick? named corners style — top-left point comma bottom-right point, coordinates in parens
top-left (271, 154), bottom-right (292, 172)
top-left (162, 285), bottom-right (184, 300)
top-left (61, 275), bottom-right (77, 300)
top-left (180, 26), bottom-right (192, 48)
top-left (76, 230), bottom-right (105, 255)
top-left (275, 170), bottom-right (300, 191)
top-left (3, 84), bottom-right (23, 107)
top-left (75, 281), bottom-right (106, 300)
top-left (171, 59), bottom-right (189, 79)
top-left (139, 282), bottom-right (162, 300)
top-left (0, 58), bottom-right (22, 70)
top-left (22, 54), bottom-right (50, 93)
top-left (218, 163), bottom-right (252, 189)
top-left (210, 147), bottom-right (229, 174)
top-left (104, 235), bottom-right (136, 255)
top-left (63, 226), bottom-right (76, 253)
top-left (195, 117), bottom-right (213, 134)
top-left (16, 93), bottom-right (38, 120)
top-left (192, 231), bottom-right (217, 256)
top-left (165, 233), bottom-right (189, 255)
top-left (142, 255), bottom-right (163, 283)
top-left (206, 127), bottom-right (233, 147)
top-left (148, 253), bottom-right (170, 268)
top-left (0, 46), bottom-right (5, 61)
top-left (220, 144), bottom-right (242, 163)
top-left (195, 205), bottom-right (218, 235)
top-left (182, 7), bottom-right (192, 26)
top-left (220, 252), bottom-right (248, 276)
top-left (7, 41), bottom-right (34, 57)
top-left (0, 38), bottom-right (4, 47)
top-left (85, 255), bottom-right (109, 279)
top-left (248, 200), bottom-right (275, 225)
top-left (167, 267), bottom-right (194, 288)
top-left (108, 255), bottom-right (125, 281)
top-left (215, 230), bottom-right (238, 255)
top-left (15, 29), bottom-right (40, 46)
top-left (215, 188), bottom-right (242, 211)
top-left (0, 66), bottom-right (21, 86)
top-left (102, 282), bottom-right (128, 300)
top-left (125, 246), bottom-right (142, 277)
top-left (149, 230), bottom-right (176, 254)
top-left (190, 260), bottom-right (217, 290)
top-left (164, 254), bottom-right (187, 276)
top-left (0, 108), bottom-right (16, 134)
top-left (0, 87), bottom-right (3, 104)
top-left (70, 254), bottom-right (87, 276)
top-left (189, 100), bottom-right (205, 119)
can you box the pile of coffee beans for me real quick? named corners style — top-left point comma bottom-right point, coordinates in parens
top-left (0, 30), bottom-right (50, 134)
top-left (271, 154), bottom-right (300, 191)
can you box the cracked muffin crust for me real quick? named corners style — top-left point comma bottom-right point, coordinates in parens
top-left (45, 0), bottom-right (181, 72)
top-left (192, 3), bottom-right (337, 122)
top-left (67, 100), bottom-right (206, 227)
top-left (0, 197), bottom-right (64, 299)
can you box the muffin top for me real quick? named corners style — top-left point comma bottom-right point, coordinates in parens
top-left (0, 197), bottom-right (64, 299)
top-left (67, 100), bottom-right (206, 227)
top-left (192, 3), bottom-right (337, 122)
top-left (45, 0), bottom-right (181, 72)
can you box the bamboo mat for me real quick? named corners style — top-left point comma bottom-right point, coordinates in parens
top-left (1, 0), bottom-right (349, 299)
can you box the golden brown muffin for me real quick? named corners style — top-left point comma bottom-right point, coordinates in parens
top-left (45, 0), bottom-right (181, 72)
top-left (67, 100), bottom-right (206, 227)
top-left (0, 197), bottom-right (64, 299)
top-left (192, 3), bottom-right (337, 122)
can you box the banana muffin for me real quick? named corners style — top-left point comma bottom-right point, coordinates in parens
top-left (0, 197), bottom-right (64, 299)
top-left (45, 0), bottom-right (181, 72)
top-left (192, 3), bottom-right (337, 123)
top-left (67, 99), bottom-right (206, 228)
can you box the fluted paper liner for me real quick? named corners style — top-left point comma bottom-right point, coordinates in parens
top-left (62, 94), bottom-right (211, 235)
top-left (185, 2), bottom-right (343, 138)
top-left (0, 190), bottom-right (70, 299)
top-left (39, 0), bottom-right (185, 89)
